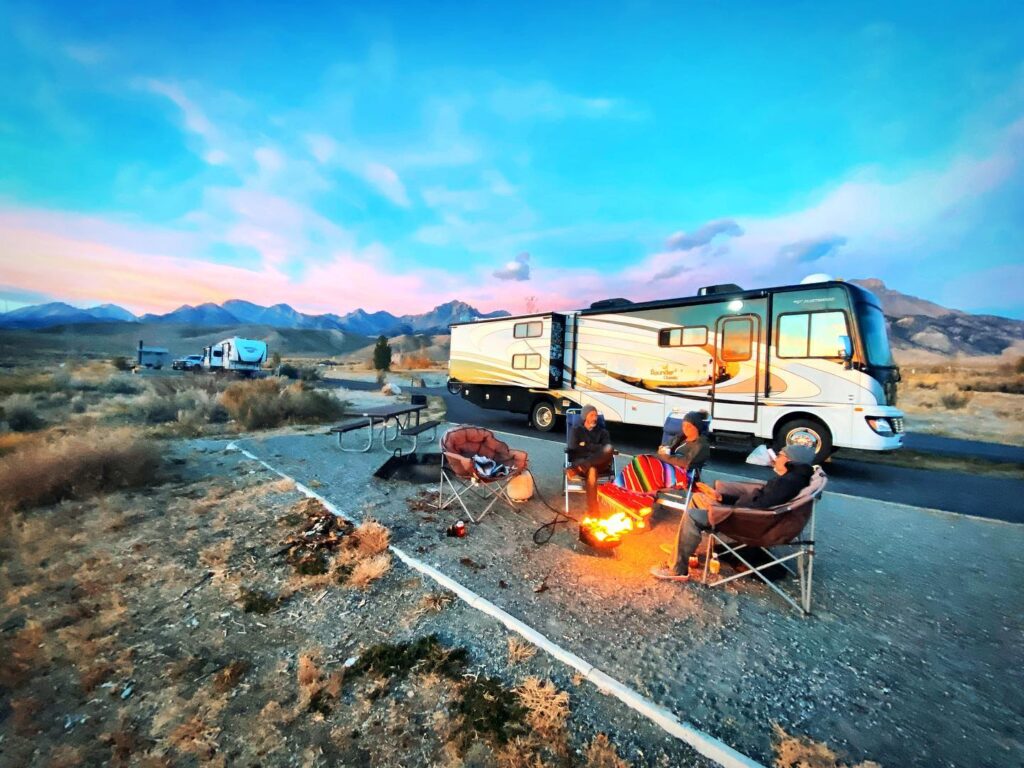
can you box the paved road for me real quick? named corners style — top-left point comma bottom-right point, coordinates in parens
top-left (325, 379), bottom-right (1024, 524)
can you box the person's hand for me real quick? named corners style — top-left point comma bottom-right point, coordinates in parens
top-left (657, 445), bottom-right (670, 455)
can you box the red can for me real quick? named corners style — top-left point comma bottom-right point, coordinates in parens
top-left (454, 521), bottom-right (466, 537)
top-left (688, 555), bottom-right (699, 571)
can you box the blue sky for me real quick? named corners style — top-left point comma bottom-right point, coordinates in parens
top-left (1, 0), bottom-right (1022, 318)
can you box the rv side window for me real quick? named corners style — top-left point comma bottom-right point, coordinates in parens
top-left (514, 321), bottom-right (543, 339)
top-left (720, 319), bottom-right (753, 362)
top-left (777, 311), bottom-right (849, 358)
top-left (213, 349), bottom-right (223, 358)
top-left (512, 353), bottom-right (542, 370)
top-left (658, 326), bottom-right (708, 347)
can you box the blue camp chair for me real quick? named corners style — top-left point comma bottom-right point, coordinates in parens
top-left (655, 411), bottom-right (710, 518)
top-left (564, 408), bottom-right (618, 513)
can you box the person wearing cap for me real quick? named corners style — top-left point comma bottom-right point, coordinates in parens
top-left (567, 404), bottom-right (614, 512)
top-left (651, 443), bottom-right (816, 581)
top-left (658, 410), bottom-right (711, 472)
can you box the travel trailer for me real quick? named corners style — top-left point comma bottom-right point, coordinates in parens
top-left (202, 337), bottom-right (268, 376)
top-left (447, 280), bottom-right (904, 462)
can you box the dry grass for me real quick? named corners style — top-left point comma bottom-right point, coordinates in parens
top-left (220, 379), bottom-right (345, 430)
top-left (899, 365), bottom-right (1024, 444)
top-left (517, 677), bottom-right (570, 737)
top-left (585, 733), bottom-right (631, 768)
top-left (773, 724), bottom-right (882, 768)
top-left (507, 636), bottom-right (537, 666)
top-left (347, 553), bottom-right (392, 589)
top-left (354, 518), bottom-right (391, 556)
top-left (0, 428), bottom-right (161, 516)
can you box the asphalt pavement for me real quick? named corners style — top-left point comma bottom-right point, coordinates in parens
top-left (324, 379), bottom-right (1024, 524)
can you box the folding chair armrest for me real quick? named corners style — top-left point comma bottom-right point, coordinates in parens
top-left (443, 451), bottom-right (474, 476)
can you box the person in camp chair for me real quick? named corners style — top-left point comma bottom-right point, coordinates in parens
top-left (566, 405), bottom-right (614, 512)
top-left (651, 443), bottom-right (816, 582)
top-left (658, 410), bottom-right (711, 473)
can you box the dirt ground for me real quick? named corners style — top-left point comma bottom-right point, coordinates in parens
top-left (229, 426), bottom-right (1024, 768)
top-left (0, 439), bottom-right (720, 767)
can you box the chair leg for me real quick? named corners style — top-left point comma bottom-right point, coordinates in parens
top-left (437, 471), bottom-right (472, 518)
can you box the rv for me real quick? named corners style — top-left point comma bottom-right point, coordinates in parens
top-left (202, 337), bottom-right (268, 376)
top-left (447, 280), bottom-right (904, 462)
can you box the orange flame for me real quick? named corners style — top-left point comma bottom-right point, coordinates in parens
top-left (580, 512), bottom-right (635, 542)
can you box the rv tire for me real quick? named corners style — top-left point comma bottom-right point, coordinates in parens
top-left (774, 418), bottom-right (833, 464)
top-left (530, 400), bottom-right (556, 433)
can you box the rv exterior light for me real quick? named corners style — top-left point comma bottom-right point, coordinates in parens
top-left (728, 300), bottom-right (743, 311)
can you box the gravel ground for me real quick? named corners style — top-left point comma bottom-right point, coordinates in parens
top-left (1, 438), bottom-right (717, 767)
top-left (232, 425), bottom-right (1024, 768)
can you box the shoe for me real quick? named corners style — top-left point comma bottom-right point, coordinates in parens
top-left (650, 565), bottom-right (689, 582)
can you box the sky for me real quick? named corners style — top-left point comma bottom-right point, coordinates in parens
top-left (1, 0), bottom-right (1023, 319)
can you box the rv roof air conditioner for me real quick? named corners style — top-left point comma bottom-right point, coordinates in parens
top-left (697, 283), bottom-right (743, 296)
top-left (589, 298), bottom-right (633, 310)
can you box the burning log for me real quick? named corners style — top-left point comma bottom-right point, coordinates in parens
top-left (579, 485), bottom-right (654, 550)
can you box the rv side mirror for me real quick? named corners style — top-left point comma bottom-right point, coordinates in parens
top-left (838, 335), bottom-right (853, 364)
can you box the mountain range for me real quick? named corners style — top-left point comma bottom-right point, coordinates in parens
top-left (0, 299), bottom-right (509, 336)
top-left (1, 281), bottom-right (1021, 360)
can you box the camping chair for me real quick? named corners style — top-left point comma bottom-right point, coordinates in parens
top-left (641, 411), bottom-right (711, 520)
top-left (437, 426), bottom-right (528, 523)
top-left (564, 408), bottom-right (618, 513)
top-left (699, 466), bottom-right (828, 615)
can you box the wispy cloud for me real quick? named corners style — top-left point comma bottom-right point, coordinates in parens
top-left (666, 219), bottom-right (744, 251)
top-left (493, 252), bottom-right (531, 281)
top-left (490, 82), bottom-right (643, 121)
top-left (778, 235), bottom-right (848, 262)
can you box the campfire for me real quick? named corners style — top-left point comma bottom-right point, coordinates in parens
top-left (579, 485), bottom-right (653, 549)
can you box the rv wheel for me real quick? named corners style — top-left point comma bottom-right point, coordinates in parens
top-left (774, 418), bottom-right (833, 464)
top-left (530, 400), bottom-right (556, 432)
top-left (446, 379), bottom-right (462, 395)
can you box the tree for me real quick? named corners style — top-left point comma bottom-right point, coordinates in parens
top-left (373, 335), bottom-right (392, 371)
top-left (270, 350), bottom-right (282, 369)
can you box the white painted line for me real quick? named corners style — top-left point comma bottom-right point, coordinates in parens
top-left (226, 440), bottom-right (766, 768)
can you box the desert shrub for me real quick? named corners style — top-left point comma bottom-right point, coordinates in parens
top-left (111, 356), bottom-right (133, 371)
top-left (0, 428), bottom-right (161, 514)
top-left (3, 394), bottom-right (45, 432)
top-left (1016, 357), bottom-right (1024, 375)
top-left (0, 372), bottom-right (57, 397)
top-left (126, 390), bottom-right (180, 424)
top-left (219, 379), bottom-right (344, 430)
top-left (277, 363), bottom-right (300, 379)
top-left (97, 376), bottom-right (143, 395)
top-left (940, 391), bottom-right (972, 410)
top-left (299, 366), bottom-right (322, 381)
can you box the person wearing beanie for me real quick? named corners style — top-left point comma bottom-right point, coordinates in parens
top-left (651, 441), bottom-right (816, 582)
top-left (567, 405), bottom-right (614, 512)
top-left (659, 410), bottom-right (710, 472)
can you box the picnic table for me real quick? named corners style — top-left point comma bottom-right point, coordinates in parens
top-left (331, 402), bottom-right (432, 452)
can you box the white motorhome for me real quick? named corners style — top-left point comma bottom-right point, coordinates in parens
top-left (202, 337), bottom-right (268, 376)
top-left (447, 280), bottom-right (904, 461)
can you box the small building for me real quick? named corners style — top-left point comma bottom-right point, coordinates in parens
top-left (137, 340), bottom-right (170, 369)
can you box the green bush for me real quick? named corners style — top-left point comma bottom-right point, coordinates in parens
top-left (111, 356), bottom-right (133, 371)
top-left (3, 395), bottom-right (45, 432)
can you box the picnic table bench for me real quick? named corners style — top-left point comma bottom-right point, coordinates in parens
top-left (330, 418), bottom-right (373, 452)
top-left (400, 419), bottom-right (441, 450)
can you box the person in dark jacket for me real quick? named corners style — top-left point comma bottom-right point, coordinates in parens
top-left (658, 410), bottom-right (711, 473)
top-left (651, 443), bottom-right (816, 581)
top-left (566, 405), bottom-right (613, 512)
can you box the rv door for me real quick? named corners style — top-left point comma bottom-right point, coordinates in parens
top-left (711, 314), bottom-right (760, 423)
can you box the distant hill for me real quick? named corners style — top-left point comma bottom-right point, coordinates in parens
top-left (0, 298), bottom-right (508, 336)
top-left (0, 301), bottom-right (137, 329)
top-left (852, 278), bottom-right (1024, 361)
top-left (850, 279), bottom-right (960, 319)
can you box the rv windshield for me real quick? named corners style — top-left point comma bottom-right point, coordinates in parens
top-left (855, 303), bottom-right (894, 366)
